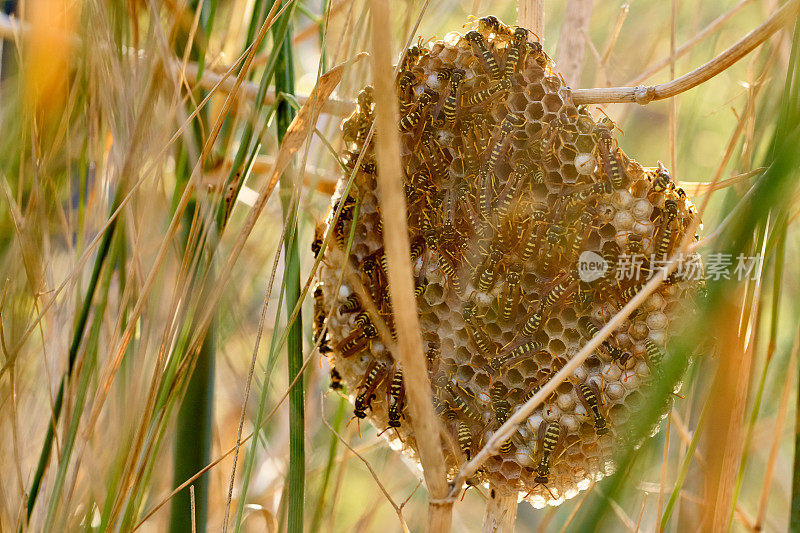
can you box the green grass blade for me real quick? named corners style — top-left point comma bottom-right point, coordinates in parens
top-left (273, 7), bottom-right (305, 531)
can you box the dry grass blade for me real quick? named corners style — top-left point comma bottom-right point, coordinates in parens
top-left (702, 229), bottom-right (768, 532)
top-left (755, 324), bottom-right (799, 528)
top-left (627, 0), bottom-right (760, 86)
top-left (572, 0), bottom-right (800, 104)
top-left (367, 1), bottom-right (452, 531)
top-left (182, 61), bottom-right (354, 116)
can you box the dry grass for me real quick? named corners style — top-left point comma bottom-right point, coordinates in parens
top-left (0, 0), bottom-right (798, 531)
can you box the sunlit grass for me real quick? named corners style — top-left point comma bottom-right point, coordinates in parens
top-left (0, 0), bottom-right (798, 531)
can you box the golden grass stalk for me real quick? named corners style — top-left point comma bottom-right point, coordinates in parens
top-left (554, 0), bottom-right (594, 88)
top-left (368, 1), bottom-right (453, 531)
top-left (517, 0), bottom-right (545, 39)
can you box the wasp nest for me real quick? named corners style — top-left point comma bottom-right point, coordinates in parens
top-left (313, 17), bottom-right (703, 507)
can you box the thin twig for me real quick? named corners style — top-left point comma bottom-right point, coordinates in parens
top-left (571, 0), bottom-right (800, 104)
top-left (599, 3), bottom-right (629, 69)
top-left (190, 486), bottom-right (197, 533)
top-left (656, 416), bottom-right (671, 530)
top-left (321, 397), bottom-right (410, 533)
top-left (626, 0), bottom-right (760, 85)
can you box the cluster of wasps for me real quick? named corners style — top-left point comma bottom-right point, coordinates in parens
top-left (313, 16), bottom-right (702, 505)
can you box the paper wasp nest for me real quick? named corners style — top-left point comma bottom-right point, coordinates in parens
top-left (313, 17), bottom-right (703, 507)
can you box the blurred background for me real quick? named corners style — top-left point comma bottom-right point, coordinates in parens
top-left (0, 0), bottom-right (798, 531)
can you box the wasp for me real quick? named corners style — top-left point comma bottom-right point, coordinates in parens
top-left (399, 89), bottom-right (438, 132)
top-left (406, 168), bottom-right (437, 207)
top-left (577, 316), bottom-right (627, 364)
top-left (440, 68), bottom-right (466, 129)
top-left (414, 278), bottom-right (428, 300)
top-left (486, 113), bottom-right (525, 175)
top-left (651, 161), bottom-right (673, 192)
top-left (463, 301), bottom-right (498, 357)
top-left (491, 340), bottom-right (543, 372)
top-left (619, 280), bottom-right (646, 302)
top-left (655, 200), bottom-right (678, 259)
top-left (540, 224), bottom-right (566, 274)
top-left (567, 211), bottom-right (594, 263)
top-left (313, 286), bottom-right (331, 354)
top-left (312, 220), bottom-right (325, 258)
top-left (490, 381), bottom-right (511, 423)
top-left (521, 308), bottom-right (543, 338)
top-left (505, 26), bottom-right (529, 78)
top-left (329, 367), bottom-right (343, 391)
top-left (516, 369), bottom-right (555, 404)
top-left (540, 273), bottom-right (576, 311)
top-left (340, 86), bottom-right (374, 147)
top-left (354, 310), bottom-right (372, 330)
top-left (336, 322), bottom-right (378, 358)
top-left (526, 41), bottom-right (548, 68)
top-left (343, 150), bottom-right (378, 175)
top-left (332, 195), bottom-right (357, 247)
top-left (645, 339), bottom-right (665, 379)
top-left (438, 252), bottom-right (462, 294)
top-left (476, 15), bottom-right (513, 39)
top-left (500, 263), bottom-right (523, 322)
top-left (494, 162), bottom-right (526, 220)
top-left (476, 245), bottom-right (505, 293)
top-left (463, 77), bottom-right (511, 107)
top-left (400, 43), bottom-right (425, 72)
top-left (426, 342), bottom-right (441, 376)
top-left (534, 421), bottom-right (561, 491)
top-left (363, 254), bottom-right (390, 305)
top-left (537, 119), bottom-right (566, 169)
top-left (576, 381), bottom-right (610, 436)
top-left (595, 122), bottom-right (628, 190)
top-left (434, 397), bottom-right (457, 420)
top-left (397, 70), bottom-right (418, 114)
top-left (490, 381), bottom-right (514, 454)
top-left (458, 421), bottom-right (475, 459)
top-left (478, 113), bottom-right (524, 216)
top-left (353, 361), bottom-right (388, 418)
top-left (626, 233), bottom-right (644, 256)
top-left (445, 381), bottom-right (483, 422)
top-left (564, 181), bottom-right (612, 210)
top-left (421, 131), bottom-right (450, 179)
top-left (338, 293), bottom-right (361, 314)
top-left (440, 186), bottom-right (459, 242)
top-left (387, 367), bottom-right (406, 428)
top-left (465, 30), bottom-right (502, 80)
top-left (409, 238), bottom-right (426, 264)
top-left (357, 85), bottom-right (374, 114)
top-left (519, 209), bottom-right (548, 262)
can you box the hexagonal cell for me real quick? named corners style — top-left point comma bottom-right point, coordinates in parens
top-left (543, 93), bottom-right (564, 113)
top-left (575, 134), bottom-right (595, 153)
top-left (508, 92), bottom-right (528, 113)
